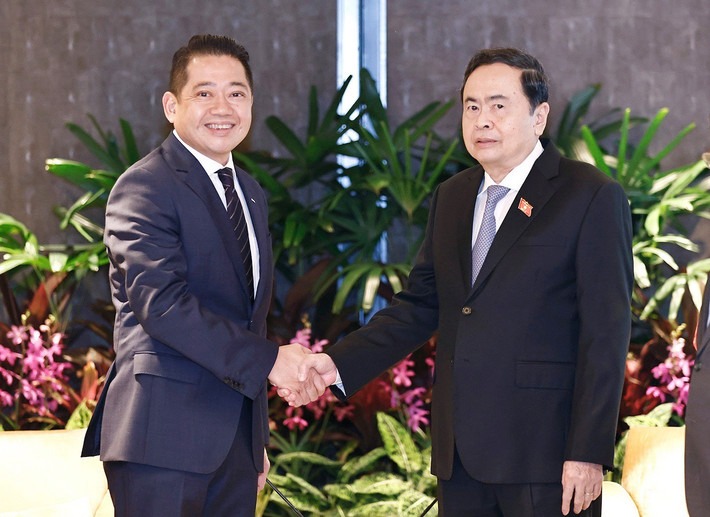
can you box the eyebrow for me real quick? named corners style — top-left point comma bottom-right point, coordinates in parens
top-left (192, 81), bottom-right (249, 89)
top-left (464, 94), bottom-right (510, 104)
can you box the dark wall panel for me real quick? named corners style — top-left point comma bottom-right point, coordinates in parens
top-left (1, 0), bottom-right (337, 241)
top-left (388, 1), bottom-right (710, 168)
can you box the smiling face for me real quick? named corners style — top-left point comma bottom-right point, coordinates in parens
top-left (162, 54), bottom-right (252, 165)
top-left (461, 62), bottom-right (549, 181)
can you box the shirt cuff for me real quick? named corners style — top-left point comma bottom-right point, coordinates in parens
top-left (334, 370), bottom-right (346, 395)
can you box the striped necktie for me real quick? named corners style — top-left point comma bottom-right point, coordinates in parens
top-left (216, 167), bottom-right (254, 301)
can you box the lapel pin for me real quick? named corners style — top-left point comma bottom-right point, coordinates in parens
top-left (250, 198), bottom-right (256, 203)
top-left (518, 197), bottom-right (533, 217)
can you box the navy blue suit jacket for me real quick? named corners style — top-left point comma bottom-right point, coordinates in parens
top-left (82, 134), bottom-right (277, 474)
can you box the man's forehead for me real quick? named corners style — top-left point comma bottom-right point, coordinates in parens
top-left (184, 56), bottom-right (249, 86)
top-left (185, 54), bottom-right (245, 75)
top-left (464, 65), bottom-right (523, 96)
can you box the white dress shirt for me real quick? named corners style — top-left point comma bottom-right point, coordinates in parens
top-left (173, 130), bottom-right (260, 297)
top-left (471, 140), bottom-right (543, 249)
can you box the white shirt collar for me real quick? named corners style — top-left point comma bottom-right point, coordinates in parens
top-left (173, 130), bottom-right (236, 174)
top-left (479, 140), bottom-right (544, 193)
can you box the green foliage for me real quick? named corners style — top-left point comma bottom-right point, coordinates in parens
top-left (0, 115), bottom-right (140, 331)
top-left (0, 214), bottom-right (101, 329)
top-left (551, 83), bottom-right (645, 161)
top-left (262, 412), bottom-right (436, 516)
top-left (0, 214), bottom-right (102, 277)
top-left (579, 108), bottom-right (710, 326)
top-left (0, 116), bottom-right (133, 432)
top-left (65, 400), bottom-right (93, 430)
top-left (45, 114), bottom-right (140, 250)
top-left (237, 69), bottom-right (465, 328)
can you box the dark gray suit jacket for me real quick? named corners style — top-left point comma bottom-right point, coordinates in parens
top-left (82, 133), bottom-right (277, 474)
top-left (685, 274), bottom-right (710, 516)
top-left (328, 141), bottom-right (633, 483)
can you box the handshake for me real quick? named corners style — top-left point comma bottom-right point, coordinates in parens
top-left (267, 344), bottom-right (339, 407)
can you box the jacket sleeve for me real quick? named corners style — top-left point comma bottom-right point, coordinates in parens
top-left (105, 166), bottom-right (278, 400)
top-left (565, 179), bottom-right (633, 469)
top-left (326, 186), bottom-right (442, 396)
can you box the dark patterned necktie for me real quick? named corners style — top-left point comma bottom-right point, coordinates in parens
top-left (216, 167), bottom-right (254, 301)
top-left (471, 184), bottom-right (510, 286)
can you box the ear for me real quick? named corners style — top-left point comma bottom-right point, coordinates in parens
top-left (162, 91), bottom-right (178, 123)
top-left (533, 102), bottom-right (550, 136)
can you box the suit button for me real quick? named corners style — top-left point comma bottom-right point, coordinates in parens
top-left (462, 306), bottom-right (472, 315)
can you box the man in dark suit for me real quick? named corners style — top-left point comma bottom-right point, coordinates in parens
top-left (288, 48), bottom-right (633, 516)
top-left (685, 274), bottom-right (710, 516)
top-left (82, 34), bottom-right (324, 516)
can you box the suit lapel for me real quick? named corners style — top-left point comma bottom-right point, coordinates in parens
top-left (162, 135), bottom-right (254, 306)
top-left (457, 168), bottom-right (485, 287)
top-left (468, 142), bottom-right (561, 298)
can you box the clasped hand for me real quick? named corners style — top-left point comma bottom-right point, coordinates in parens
top-left (267, 345), bottom-right (337, 406)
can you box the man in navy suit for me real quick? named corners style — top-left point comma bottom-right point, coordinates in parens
top-left (685, 273), bottom-right (710, 516)
top-left (290, 48), bottom-right (633, 516)
top-left (82, 34), bottom-right (324, 516)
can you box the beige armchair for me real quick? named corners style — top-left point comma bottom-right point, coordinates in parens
top-left (0, 428), bottom-right (113, 517)
top-left (602, 426), bottom-right (689, 517)
top-left (0, 425), bottom-right (690, 516)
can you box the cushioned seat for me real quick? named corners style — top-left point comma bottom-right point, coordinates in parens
top-left (602, 426), bottom-right (689, 517)
top-left (0, 428), bottom-right (112, 516)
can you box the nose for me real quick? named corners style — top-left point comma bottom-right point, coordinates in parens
top-left (474, 108), bottom-right (492, 130)
top-left (211, 94), bottom-right (233, 114)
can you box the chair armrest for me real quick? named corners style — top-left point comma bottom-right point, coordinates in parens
top-left (601, 481), bottom-right (640, 517)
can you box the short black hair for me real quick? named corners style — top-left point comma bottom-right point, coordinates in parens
top-left (169, 34), bottom-right (253, 96)
top-left (460, 48), bottom-right (549, 112)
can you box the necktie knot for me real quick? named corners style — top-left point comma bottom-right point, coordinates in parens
top-left (486, 184), bottom-right (510, 205)
top-left (216, 167), bottom-right (234, 190)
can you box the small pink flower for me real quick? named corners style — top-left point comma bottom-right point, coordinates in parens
top-left (0, 366), bottom-right (15, 385)
top-left (401, 387), bottom-right (426, 405)
top-left (6, 326), bottom-right (28, 345)
top-left (0, 345), bottom-right (18, 366)
top-left (333, 404), bottom-right (354, 422)
top-left (1, 324), bottom-right (74, 426)
top-left (646, 386), bottom-right (666, 400)
top-left (407, 405), bottom-right (430, 432)
top-left (20, 379), bottom-right (41, 405)
top-left (392, 357), bottom-right (415, 387)
top-left (283, 414), bottom-right (309, 431)
top-left (647, 336), bottom-right (695, 415)
top-left (309, 338), bottom-right (328, 354)
top-left (290, 328), bottom-right (312, 348)
top-left (0, 389), bottom-right (13, 407)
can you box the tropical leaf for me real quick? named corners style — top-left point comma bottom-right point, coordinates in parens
top-left (275, 451), bottom-right (342, 468)
top-left (624, 402), bottom-right (674, 428)
top-left (284, 473), bottom-right (330, 506)
top-left (398, 489), bottom-right (437, 517)
top-left (323, 483), bottom-right (356, 502)
top-left (339, 446), bottom-right (388, 482)
top-left (267, 489), bottom-right (325, 514)
top-left (350, 475), bottom-right (411, 496)
top-left (377, 412), bottom-right (423, 474)
top-left (347, 500), bottom-right (402, 517)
